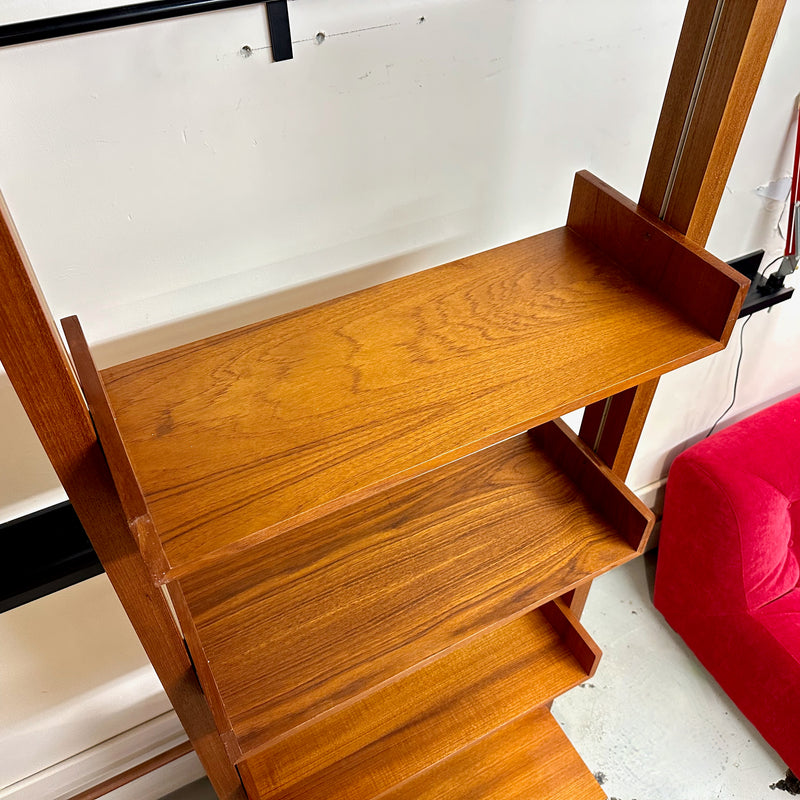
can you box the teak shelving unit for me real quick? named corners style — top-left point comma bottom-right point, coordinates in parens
top-left (0, 2), bottom-right (786, 798)
top-left (65, 169), bottom-right (745, 797)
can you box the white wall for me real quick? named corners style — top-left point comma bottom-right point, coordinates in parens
top-left (0, 0), bottom-right (799, 794)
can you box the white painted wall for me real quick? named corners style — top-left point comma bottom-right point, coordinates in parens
top-left (0, 1), bottom-right (799, 795)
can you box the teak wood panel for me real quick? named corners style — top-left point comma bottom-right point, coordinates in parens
top-left (238, 601), bottom-right (600, 800)
top-left (90, 174), bottom-right (738, 580)
top-left (61, 315), bottom-right (170, 578)
top-left (639, 0), bottom-right (723, 221)
top-left (176, 420), bottom-right (652, 757)
top-left (579, 378), bottom-right (660, 480)
top-left (568, 172), bottom-right (747, 345)
top-left (376, 708), bottom-right (606, 800)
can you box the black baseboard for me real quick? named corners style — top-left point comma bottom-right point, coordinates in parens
top-left (0, 502), bottom-right (103, 613)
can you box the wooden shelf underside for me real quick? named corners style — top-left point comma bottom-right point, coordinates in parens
top-left (238, 600), bottom-right (600, 799)
top-left (176, 421), bottom-right (651, 758)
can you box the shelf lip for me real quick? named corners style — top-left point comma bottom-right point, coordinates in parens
top-left (237, 600), bottom-right (599, 796)
top-left (174, 421), bottom-right (652, 757)
top-left (62, 171), bottom-right (742, 579)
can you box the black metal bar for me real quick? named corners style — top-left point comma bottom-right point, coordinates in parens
top-left (0, 501), bottom-right (103, 613)
top-left (0, 0), bottom-right (287, 51)
top-left (266, 0), bottom-right (292, 61)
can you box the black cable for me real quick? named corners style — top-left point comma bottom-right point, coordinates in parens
top-left (757, 254), bottom-right (783, 283)
top-left (705, 314), bottom-right (753, 438)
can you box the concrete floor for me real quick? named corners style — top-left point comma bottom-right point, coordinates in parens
top-left (161, 554), bottom-right (793, 800)
top-left (553, 553), bottom-right (792, 800)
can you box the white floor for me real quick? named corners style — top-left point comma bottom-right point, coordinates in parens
top-left (160, 555), bottom-right (794, 800)
top-left (553, 553), bottom-right (791, 800)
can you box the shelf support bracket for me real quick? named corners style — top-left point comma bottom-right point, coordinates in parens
top-left (266, 0), bottom-right (293, 61)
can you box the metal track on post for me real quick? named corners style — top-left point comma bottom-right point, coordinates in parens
top-left (659, 0), bottom-right (727, 220)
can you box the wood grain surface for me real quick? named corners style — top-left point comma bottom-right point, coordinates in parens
top-left (531, 419), bottom-right (653, 552)
top-left (579, 378), bottom-right (660, 480)
top-left (639, 0), bottom-right (722, 219)
top-left (568, 171), bottom-right (748, 346)
top-left (238, 601), bottom-right (599, 800)
top-left (375, 708), bottom-right (606, 800)
top-left (61, 315), bottom-right (170, 578)
top-left (97, 174), bottom-right (731, 578)
top-left (666, 0), bottom-right (785, 245)
top-left (177, 422), bottom-right (651, 757)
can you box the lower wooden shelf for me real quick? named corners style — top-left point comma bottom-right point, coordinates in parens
top-left (376, 707), bottom-right (606, 800)
top-left (237, 599), bottom-right (600, 800)
top-left (173, 418), bottom-right (653, 759)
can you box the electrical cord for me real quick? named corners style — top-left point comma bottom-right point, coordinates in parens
top-left (705, 314), bottom-right (753, 438)
top-left (757, 254), bottom-right (783, 283)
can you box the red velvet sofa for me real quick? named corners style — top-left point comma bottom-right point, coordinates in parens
top-left (654, 393), bottom-right (800, 773)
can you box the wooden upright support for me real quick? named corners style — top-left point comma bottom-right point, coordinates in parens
top-left (579, 0), bottom-right (785, 468)
top-left (0, 194), bottom-right (247, 800)
top-left (642, 0), bottom-right (787, 246)
top-left (572, 0), bottom-right (784, 616)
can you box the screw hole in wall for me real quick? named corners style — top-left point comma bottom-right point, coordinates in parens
top-left (240, 44), bottom-right (253, 57)
top-left (315, 31), bottom-right (325, 44)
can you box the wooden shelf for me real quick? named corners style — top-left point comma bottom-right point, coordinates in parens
top-left (237, 600), bottom-right (600, 799)
top-left (374, 707), bottom-right (605, 800)
top-left (64, 171), bottom-right (746, 581)
top-left (172, 419), bottom-right (651, 759)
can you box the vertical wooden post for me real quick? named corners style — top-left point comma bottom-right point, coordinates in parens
top-left (0, 194), bottom-right (247, 800)
top-left (642, 0), bottom-right (787, 246)
top-left (572, 0), bottom-right (785, 615)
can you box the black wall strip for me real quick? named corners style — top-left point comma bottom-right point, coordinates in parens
top-left (0, 0), bottom-right (294, 61)
top-left (0, 502), bottom-right (103, 613)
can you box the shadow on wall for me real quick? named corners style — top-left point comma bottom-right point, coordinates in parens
top-left (0, 375), bottom-right (66, 519)
top-left (89, 241), bottom-right (454, 368)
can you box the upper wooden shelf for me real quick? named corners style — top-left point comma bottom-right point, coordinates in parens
top-left (64, 170), bottom-right (747, 580)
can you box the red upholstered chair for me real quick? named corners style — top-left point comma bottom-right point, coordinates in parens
top-left (654, 393), bottom-right (800, 774)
